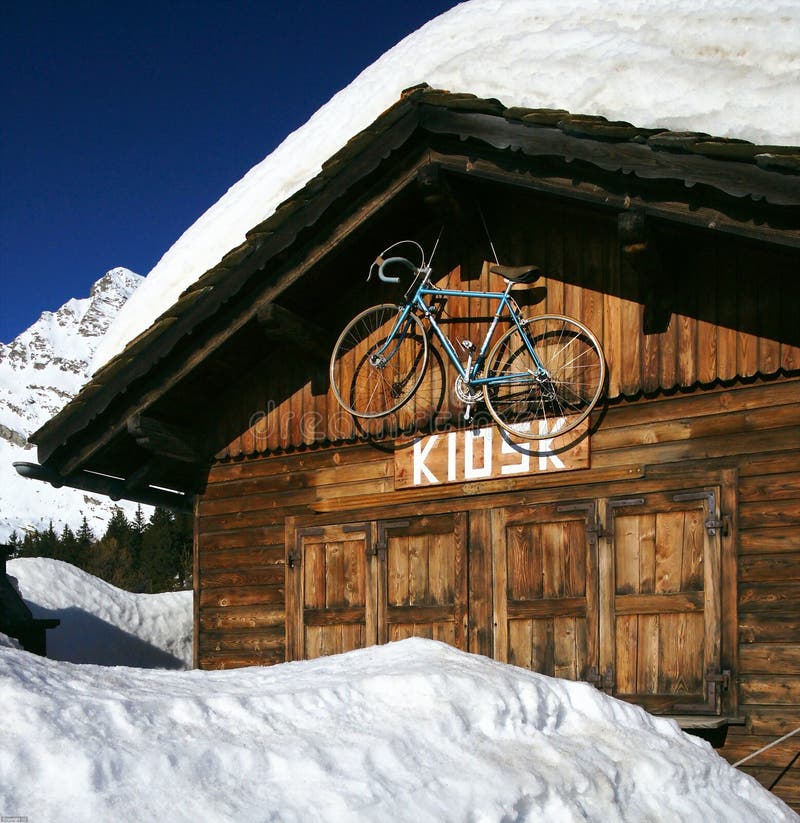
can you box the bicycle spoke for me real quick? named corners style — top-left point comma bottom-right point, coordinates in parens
top-left (483, 315), bottom-right (605, 440)
top-left (330, 304), bottom-right (428, 419)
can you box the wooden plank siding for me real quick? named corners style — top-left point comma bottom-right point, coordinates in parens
top-left (216, 198), bottom-right (800, 460)
top-left (221, 266), bottom-right (800, 457)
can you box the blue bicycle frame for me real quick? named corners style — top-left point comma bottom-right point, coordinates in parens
top-left (378, 264), bottom-right (547, 389)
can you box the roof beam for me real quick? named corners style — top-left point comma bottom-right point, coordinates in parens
top-left (256, 302), bottom-right (332, 364)
top-left (430, 150), bottom-right (800, 249)
top-left (14, 461), bottom-right (193, 513)
top-left (127, 414), bottom-right (207, 465)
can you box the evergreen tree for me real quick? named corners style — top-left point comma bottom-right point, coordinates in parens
top-left (9, 506), bottom-right (192, 593)
top-left (6, 531), bottom-right (20, 559)
top-left (44, 521), bottom-right (58, 555)
top-left (92, 509), bottom-right (137, 590)
top-left (77, 517), bottom-right (94, 551)
top-left (59, 524), bottom-right (79, 566)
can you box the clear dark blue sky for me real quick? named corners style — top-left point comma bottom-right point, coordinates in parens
top-left (1, 0), bottom-right (460, 342)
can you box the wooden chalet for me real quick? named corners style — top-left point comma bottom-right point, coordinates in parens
top-left (19, 86), bottom-right (800, 808)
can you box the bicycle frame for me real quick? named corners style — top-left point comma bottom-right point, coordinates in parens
top-left (378, 268), bottom-right (547, 388)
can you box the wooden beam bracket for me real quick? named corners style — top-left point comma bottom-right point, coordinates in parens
top-left (256, 302), bottom-right (332, 364)
top-left (127, 414), bottom-right (206, 465)
top-left (618, 210), bottom-right (672, 334)
top-left (14, 460), bottom-right (192, 512)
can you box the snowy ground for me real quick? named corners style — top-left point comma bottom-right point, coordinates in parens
top-left (1, 560), bottom-right (795, 822)
top-left (7, 557), bottom-right (192, 668)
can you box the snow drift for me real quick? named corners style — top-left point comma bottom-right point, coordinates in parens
top-left (7, 557), bottom-right (192, 668)
top-left (0, 634), bottom-right (793, 822)
top-left (93, 0), bottom-right (800, 371)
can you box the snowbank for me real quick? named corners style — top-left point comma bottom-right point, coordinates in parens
top-left (93, 0), bottom-right (800, 370)
top-left (0, 637), bottom-right (792, 822)
top-left (7, 557), bottom-right (192, 668)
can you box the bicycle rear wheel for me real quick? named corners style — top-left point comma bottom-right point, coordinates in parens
top-left (330, 303), bottom-right (428, 418)
top-left (483, 315), bottom-right (605, 440)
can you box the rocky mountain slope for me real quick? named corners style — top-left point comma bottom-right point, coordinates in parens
top-left (0, 268), bottom-right (144, 541)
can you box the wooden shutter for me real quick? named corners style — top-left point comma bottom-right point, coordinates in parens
top-left (602, 489), bottom-right (723, 713)
top-left (290, 523), bottom-right (375, 660)
top-left (377, 512), bottom-right (468, 648)
top-left (492, 501), bottom-right (599, 681)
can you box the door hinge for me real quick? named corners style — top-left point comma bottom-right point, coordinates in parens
top-left (287, 550), bottom-right (301, 569)
top-left (674, 668), bottom-right (731, 715)
top-left (557, 502), bottom-right (603, 543)
top-left (605, 497), bottom-right (646, 534)
top-left (586, 666), bottom-right (614, 694)
top-left (672, 490), bottom-right (729, 536)
top-left (372, 519), bottom-right (411, 556)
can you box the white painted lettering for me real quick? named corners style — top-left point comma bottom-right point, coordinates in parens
top-left (501, 424), bottom-right (531, 475)
top-left (464, 427), bottom-right (493, 479)
top-left (413, 434), bottom-right (440, 485)
top-left (538, 418), bottom-right (567, 470)
top-left (447, 431), bottom-right (457, 482)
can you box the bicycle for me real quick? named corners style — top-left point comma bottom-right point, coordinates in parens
top-left (329, 240), bottom-right (606, 441)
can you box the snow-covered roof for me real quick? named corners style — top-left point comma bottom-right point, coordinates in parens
top-left (93, 0), bottom-right (800, 371)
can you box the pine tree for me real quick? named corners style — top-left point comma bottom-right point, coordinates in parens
top-left (6, 531), bottom-right (20, 559)
top-left (77, 517), bottom-right (94, 551)
top-left (59, 524), bottom-right (79, 565)
top-left (139, 507), bottom-right (175, 593)
top-left (6, 506), bottom-right (192, 593)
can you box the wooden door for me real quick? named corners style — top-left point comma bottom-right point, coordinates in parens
top-left (602, 489), bottom-right (723, 714)
top-left (378, 513), bottom-right (468, 648)
top-left (291, 523), bottom-right (376, 660)
top-left (492, 501), bottom-right (599, 681)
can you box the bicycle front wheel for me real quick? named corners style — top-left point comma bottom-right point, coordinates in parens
top-left (330, 303), bottom-right (428, 418)
top-left (483, 315), bottom-right (605, 440)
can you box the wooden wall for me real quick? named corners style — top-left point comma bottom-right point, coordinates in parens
top-left (213, 194), bottom-right (800, 459)
top-left (197, 374), bottom-right (800, 810)
top-left (195, 191), bottom-right (800, 809)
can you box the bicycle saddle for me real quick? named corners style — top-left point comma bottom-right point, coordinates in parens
top-left (489, 264), bottom-right (541, 284)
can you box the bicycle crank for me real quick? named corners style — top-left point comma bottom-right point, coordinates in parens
top-left (454, 375), bottom-right (482, 421)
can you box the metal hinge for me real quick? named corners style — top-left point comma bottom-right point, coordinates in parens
top-left (371, 519), bottom-right (411, 556)
top-left (605, 497), bottom-right (646, 534)
top-left (674, 667), bottom-right (731, 714)
top-left (287, 550), bottom-right (301, 569)
top-left (586, 666), bottom-right (614, 694)
top-left (708, 669), bottom-right (731, 691)
top-left (673, 490), bottom-right (729, 536)
top-left (557, 502), bottom-right (603, 543)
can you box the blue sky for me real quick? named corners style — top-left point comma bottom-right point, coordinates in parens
top-left (1, 1), bottom-right (459, 341)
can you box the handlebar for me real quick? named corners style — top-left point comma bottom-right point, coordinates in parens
top-left (368, 255), bottom-right (419, 284)
top-left (367, 240), bottom-right (427, 283)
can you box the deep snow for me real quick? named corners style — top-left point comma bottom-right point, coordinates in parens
top-left (93, 0), bottom-right (800, 371)
top-left (1, 558), bottom-right (795, 822)
top-left (7, 557), bottom-right (191, 668)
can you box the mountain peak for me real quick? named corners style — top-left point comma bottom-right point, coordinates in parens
top-left (1, 268), bottom-right (144, 540)
top-left (89, 267), bottom-right (142, 300)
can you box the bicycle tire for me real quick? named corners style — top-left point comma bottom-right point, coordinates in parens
top-left (330, 303), bottom-right (429, 418)
top-left (483, 314), bottom-right (605, 440)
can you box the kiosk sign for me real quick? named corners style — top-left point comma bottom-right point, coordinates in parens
top-left (394, 418), bottom-right (590, 489)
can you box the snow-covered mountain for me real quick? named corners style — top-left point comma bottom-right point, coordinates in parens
top-left (0, 268), bottom-right (145, 541)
